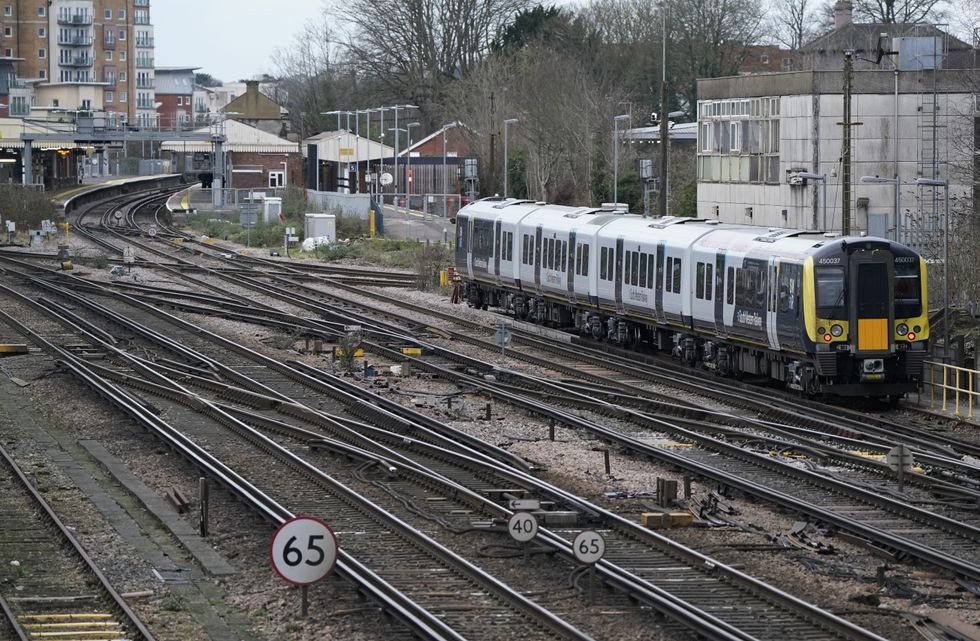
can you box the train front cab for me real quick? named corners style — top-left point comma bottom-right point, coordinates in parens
top-left (804, 239), bottom-right (929, 397)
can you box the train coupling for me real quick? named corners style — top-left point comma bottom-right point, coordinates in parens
top-left (860, 358), bottom-right (885, 382)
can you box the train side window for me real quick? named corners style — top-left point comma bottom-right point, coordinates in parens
top-left (647, 254), bottom-right (654, 288)
top-left (625, 251), bottom-right (632, 284)
top-left (582, 245), bottom-right (589, 277)
top-left (561, 241), bottom-right (567, 272)
top-left (507, 232), bottom-right (513, 261)
top-left (706, 264), bottom-right (713, 301)
top-left (696, 262), bottom-right (705, 299)
top-left (727, 267), bottom-right (734, 304)
top-left (778, 269), bottom-right (794, 313)
top-left (666, 257), bottom-right (673, 293)
top-left (521, 235), bottom-right (528, 264)
top-left (639, 253), bottom-right (648, 288)
top-left (607, 248), bottom-right (614, 280)
top-left (600, 247), bottom-right (608, 280)
top-left (631, 252), bottom-right (639, 285)
top-left (672, 258), bottom-right (682, 293)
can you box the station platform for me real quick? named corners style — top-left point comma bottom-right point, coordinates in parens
top-left (52, 174), bottom-right (183, 209)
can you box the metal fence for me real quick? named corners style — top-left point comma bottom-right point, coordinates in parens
top-left (920, 360), bottom-right (979, 418)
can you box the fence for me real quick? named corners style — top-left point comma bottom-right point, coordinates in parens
top-left (921, 360), bottom-right (979, 418)
top-left (305, 190), bottom-right (372, 219)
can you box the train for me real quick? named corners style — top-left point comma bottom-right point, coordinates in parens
top-left (453, 198), bottom-right (930, 400)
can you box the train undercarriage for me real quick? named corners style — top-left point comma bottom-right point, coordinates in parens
top-left (465, 282), bottom-right (922, 401)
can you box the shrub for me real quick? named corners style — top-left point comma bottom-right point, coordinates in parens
top-left (0, 186), bottom-right (57, 229)
top-left (336, 215), bottom-right (369, 239)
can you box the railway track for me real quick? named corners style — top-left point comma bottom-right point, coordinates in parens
top-left (0, 443), bottom-right (155, 641)
top-left (0, 266), bottom-right (894, 641)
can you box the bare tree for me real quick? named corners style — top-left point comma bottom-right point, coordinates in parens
top-left (272, 15), bottom-right (340, 138)
top-left (769, 0), bottom-right (819, 49)
top-left (332, 0), bottom-right (532, 124)
top-left (665, 0), bottom-right (767, 111)
top-left (851, 0), bottom-right (947, 23)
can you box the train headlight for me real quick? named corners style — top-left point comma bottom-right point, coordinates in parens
top-left (817, 327), bottom-right (826, 335)
top-left (896, 323), bottom-right (909, 336)
top-left (830, 324), bottom-right (844, 337)
top-left (908, 332), bottom-right (916, 341)
top-left (913, 325), bottom-right (921, 333)
top-left (824, 334), bottom-right (832, 342)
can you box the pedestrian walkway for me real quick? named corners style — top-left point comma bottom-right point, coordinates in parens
top-left (380, 203), bottom-right (454, 244)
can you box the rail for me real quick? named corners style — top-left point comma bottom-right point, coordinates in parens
top-left (923, 360), bottom-right (979, 419)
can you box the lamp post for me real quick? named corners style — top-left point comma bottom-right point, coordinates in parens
top-left (406, 122), bottom-right (419, 212)
top-left (613, 114), bottom-right (630, 205)
top-left (503, 117), bottom-right (519, 198)
top-left (916, 177), bottom-right (950, 361)
top-left (389, 104), bottom-right (418, 195)
top-left (443, 122), bottom-right (458, 218)
top-left (375, 107), bottom-right (390, 202)
top-left (798, 172), bottom-right (828, 231)
top-left (388, 127), bottom-right (406, 207)
top-left (860, 175), bottom-right (902, 241)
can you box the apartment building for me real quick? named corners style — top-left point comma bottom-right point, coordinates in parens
top-left (0, 0), bottom-right (155, 124)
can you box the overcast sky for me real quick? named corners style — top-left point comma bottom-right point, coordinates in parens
top-left (153, 0), bottom-right (328, 82)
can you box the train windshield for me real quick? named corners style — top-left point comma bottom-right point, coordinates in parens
top-left (815, 266), bottom-right (847, 319)
top-left (894, 261), bottom-right (922, 318)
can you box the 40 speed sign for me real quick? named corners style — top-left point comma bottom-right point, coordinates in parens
top-left (270, 516), bottom-right (338, 585)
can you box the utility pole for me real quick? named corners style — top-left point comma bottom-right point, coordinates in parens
top-left (841, 51), bottom-right (853, 236)
top-left (658, 8), bottom-right (669, 217)
top-left (489, 92), bottom-right (496, 196)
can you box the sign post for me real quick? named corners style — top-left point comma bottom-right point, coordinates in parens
top-left (886, 444), bottom-right (914, 492)
top-left (270, 517), bottom-right (338, 618)
top-left (495, 320), bottom-right (512, 358)
top-left (572, 530), bottom-right (605, 605)
top-left (508, 512), bottom-right (538, 564)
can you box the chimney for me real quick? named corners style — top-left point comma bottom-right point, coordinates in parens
top-left (834, 1), bottom-right (853, 29)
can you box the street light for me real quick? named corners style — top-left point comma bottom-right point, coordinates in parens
top-left (503, 117), bottom-right (519, 198)
top-left (406, 122), bottom-right (420, 211)
top-left (798, 172), bottom-right (828, 231)
top-left (443, 122), bottom-right (458, 218)
top-left (389, 104), bottom-right (418, 195)
top-left (860, 175), bottom-right (902, 241)
top-left (916, 177), bottom-right (950, 361)
top-left (613, 114), bottom-right (630, 205)
top-left (388, 127), bottom-right (406, 207)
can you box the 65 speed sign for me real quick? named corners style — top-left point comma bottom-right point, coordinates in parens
top-left (270, 517), bottom-right (338, 585)
top-left (572, 530), bottom-right (605, 565)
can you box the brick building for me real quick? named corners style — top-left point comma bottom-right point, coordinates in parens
top-left (155, 66), bottom-right (195, 129)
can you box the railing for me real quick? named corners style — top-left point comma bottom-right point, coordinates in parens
top-left (61, 57), bottom-right (94, 67)
top-left (57, 15), bottom-right (93, 25)
top-left (104, 37), bottom-right (116, 49)
top-left (134, 15), bottom-right (151, 25)
top-left (922, 360), bottom-right (979, 418)
top-left (135, 58), bottom-right (154, 68)
top-left (136, 79), bottom-right (155, 89)
top-left (59, 35), bottom-right (93, 46)
top-left (135, 37), bottom-right (154, 48)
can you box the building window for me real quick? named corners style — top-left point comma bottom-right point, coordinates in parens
top-left (269, 171), bottom-right (285, 188)
top-left (119, 30), bottom-right (126, 40)
top-left (105, 51), bottom-right (112, 61)
top-left (104, 9), bottom-right (111, 19)
top-left (120, 91), bottom-right (127, 103)
top-left (119, 71), bottom-right (127, 81)
top-left (105, 91), bottom-right (114, 103)
top-left (38, 48), bottom-right (45, 58)
top-left (120, 51), bottom-right (126, 61)
top-left (730, 122), bottom-right (740, 152)
top-left (119, 9), bottom-right (126, 19)
top-left (3, 27), bottom-right (10, 37)
top-left (3, 6), bottom-right (10, 16)
top-left (3, 48), bottom-right (11, 57)
top-left (37, 6), bottom-right (44, 16)
top-left (37, 27), bottom-right (45, 37)
top-left (39, 69), bottom-right (45, 78)
top-left (760, 54), bottom-right (769, 64)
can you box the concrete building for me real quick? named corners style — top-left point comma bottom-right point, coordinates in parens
top-left (696, 5), bottom-right (976, 259)
top-left (0, 0), bottom-right (155, 124)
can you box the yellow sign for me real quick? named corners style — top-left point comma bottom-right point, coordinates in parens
top-left (339, 147), bottom-right (354, 158)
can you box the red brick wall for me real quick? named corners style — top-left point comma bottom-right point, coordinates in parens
top-left (156, 94), bottom-right (192, 128)
top-left (413, 127), bottom-right (471, 158)
top-left (228, 151), bottom-right (302, 190)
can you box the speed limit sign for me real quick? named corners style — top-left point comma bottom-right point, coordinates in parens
top-left (572, 530), bottom-right (605, 565)
top-left (270, 516), bottom-right (338, 585)
top-left (508, 512), bottom-right (538, 543)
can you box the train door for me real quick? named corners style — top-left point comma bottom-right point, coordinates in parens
top-left (534, 225), bottom-right (543, 294)
top-left (454, 214), bottom-right (469, 274)
top-left (567, 230), bottom-right (577, 302)
top-left (766, 257), bottom-right (780, 351)
top-left (714, 251), bottom-right (726, 335)
top-left (776, 263), bottom-right (802, 349)
top-left (850, 252), bottom-right (892, 355)
top-left (615, 237), bottom-right (625, 313)
top-left (655, 241), bottom-right (665, 322)
top-left (493, 219), bottom-right (502, 285)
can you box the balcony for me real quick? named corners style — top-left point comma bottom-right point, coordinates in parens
top-left (134, 0), bottom-right (149, 6)
top-left (58, 35), bottom-right (93, 46)
top-left (135, 37), bottom-right (154, 48)
top-left (60, 56), bottom-right (94, 68)
top-left (104, 36), bottom-right (116, 49)
top-left (136, 79), bottom-right (154, 89)
top-left (135, 57), bottom-right (154, 69)
top-left (57, 14), bottom-right (93, 26)
top-left (134, 15), bottom-right (151, 25)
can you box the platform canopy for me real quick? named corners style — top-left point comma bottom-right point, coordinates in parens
top-left (303, 130), bottom-right (395, 163)
top-left (161, 119), bottom-right (298, 154)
